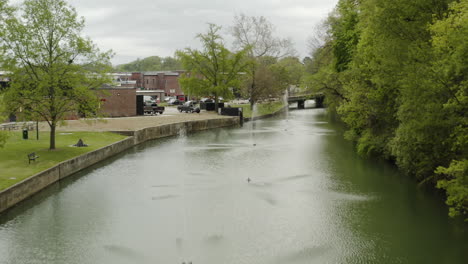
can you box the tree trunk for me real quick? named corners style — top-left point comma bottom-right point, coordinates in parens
top-left (49, 123), bottom-right (56, 150)
top-left (214, 92), bottom-right (219, 113)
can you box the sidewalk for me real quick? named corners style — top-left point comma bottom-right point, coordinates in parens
top-left (38, 108), bottom-right (232, 132)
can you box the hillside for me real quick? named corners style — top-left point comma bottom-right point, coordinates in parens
top-left (114, 56), bottom-right (182, 72)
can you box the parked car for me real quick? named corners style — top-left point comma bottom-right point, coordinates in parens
top-left (144, 102), bottom-right (165, 115)
top-left (164, 96), bottom-right (175, 102)
top-left (168, 98), bottom-right (181, 105)
top-left (200, 97), bottom-right (214, 103)
top-left (177, 101), bottom-right (200, 113)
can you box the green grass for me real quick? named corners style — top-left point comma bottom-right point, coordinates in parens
top-left (230, 102), bottom-right (285, 118)
top-left (0, 131), bottom-right (127, 191)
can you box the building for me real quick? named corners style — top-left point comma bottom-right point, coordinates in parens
top-left (97, 73), bottom-right (138, 117)
top-left (131, 71), bottom-right (185, 101)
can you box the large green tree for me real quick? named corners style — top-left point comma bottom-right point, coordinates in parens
top-left (429, 0), bottom-right (467, 218)
top-left (0, 0), bottom-right (113, 150)
top-left (176, 24), bottom-right (249, 111)
top-left (312, 0), bottom-right (466, 219)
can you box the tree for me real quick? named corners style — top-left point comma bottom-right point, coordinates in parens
top-left (337, 0), bottom-right (449, 158)
top-left (301, 1), bottom-right (354, 113)
top-left (310, 0), bottom-right (465, 219)
top-left (239, 56), bottom-right (280, 103)
top-left (231, 14), bottom-right (296, 109)
top-left (176, 24), bottom-right (249, 112)
top-left (430, 0), bottom-right (467, 219)
top-left (0, 0), bottom-right (113, 150)
top-left (114, 55), bottom-right (182, 72)
top-left (274, 57), bottom-right (305, 89)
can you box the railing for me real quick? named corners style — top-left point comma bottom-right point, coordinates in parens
top-left (0, 121), bottom-right (35, 131)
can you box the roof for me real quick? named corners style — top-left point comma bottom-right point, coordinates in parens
top-left (136, 90), bottom-right (165, 95)
top-left (143, 71), bottom-right (179, 76)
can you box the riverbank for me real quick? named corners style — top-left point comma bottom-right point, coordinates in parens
top-left (0, 131), bottom-right (127, 190)
top-left (231, 101), bottom-right (285, 119)
top-left (0, 116), bottom-right (239, 213)
top-left (0, 102), bottom-right (288, 213)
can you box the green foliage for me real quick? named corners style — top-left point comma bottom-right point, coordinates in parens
top-left (311, 0), bottom-right (467, 218)
top-left (239, 56), bottom-right (304, 103)
top-left (114, 56), bottom-right (182, 72)
top-left (431, 1), bottom-right (468, 219)
top-left (0, 0), bottom-right (113, 150)
top-left (304, 42), bottom-right (333, 75)
top-left (274, 57), bottom-right (305, 87)
top-left (329, 0), bottom-right (360, 72)
top-left (176, 24), bottom-right (249, 110)
top-left (436, 160), bottom-right (468, 220)
top-left (302, 63), bottom-right (346, 111)
top-left (241, 58), bottom-right (279, 101)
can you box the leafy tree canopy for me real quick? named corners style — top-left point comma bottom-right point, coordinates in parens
top-left (305, 0), bottom-right (466, 219)
top-left (0, 0), bottom-right (113, 150)
top-left (176, 23), bottom-right (249, 111)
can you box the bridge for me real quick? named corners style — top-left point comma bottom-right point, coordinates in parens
top-left (288, 93), bottom-right (324, 109)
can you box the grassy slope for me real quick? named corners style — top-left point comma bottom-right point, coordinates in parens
top-left (0, 131), bottom-right (127, 191)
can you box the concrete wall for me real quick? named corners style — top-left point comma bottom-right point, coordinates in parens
top-left (0, 117), bottom-right (239, 214)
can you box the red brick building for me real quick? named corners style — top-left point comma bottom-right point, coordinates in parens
top-left (131, 71), bottom-right (185, 101)
top-left (98, 87), bottom-right (136, 117)
top-left (96, 73), bottom-right (138, 117)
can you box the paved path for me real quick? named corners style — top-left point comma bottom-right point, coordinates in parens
top-left (38, 107), bottom-right (233, 132)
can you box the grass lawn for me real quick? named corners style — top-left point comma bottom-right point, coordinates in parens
top-left (0, 131), bottom-right (127, 191)
top-left (230, 102), bottom-right (285, 118)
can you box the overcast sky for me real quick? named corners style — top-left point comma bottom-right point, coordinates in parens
top-left (13, 0), bottom-right (339, 65)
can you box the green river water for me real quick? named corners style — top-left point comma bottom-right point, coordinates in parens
top-left (0, 108), bottom-right (466, 263)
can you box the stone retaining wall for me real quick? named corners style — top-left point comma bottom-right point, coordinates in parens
top-left (0, 117), bottom-right (239, 214)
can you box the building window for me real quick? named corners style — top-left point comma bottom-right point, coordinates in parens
top-left (146, 79), bottom-right (148, 84)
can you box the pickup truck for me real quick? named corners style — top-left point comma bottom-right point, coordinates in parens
top-left (144, 103), bottom-right (165, 115)
top-left (177, 101), bottom-right (200, 113)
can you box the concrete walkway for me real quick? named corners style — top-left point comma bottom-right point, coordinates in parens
top-left (38, 107), bottom-right (233, 132)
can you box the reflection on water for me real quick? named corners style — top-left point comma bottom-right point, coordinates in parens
top-left (0, 109), bottom-right (466, 264)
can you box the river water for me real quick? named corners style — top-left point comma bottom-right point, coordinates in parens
top-left (0, 108), bottom-right (466, 264)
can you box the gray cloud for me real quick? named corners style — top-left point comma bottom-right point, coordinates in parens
top-left (12, 0), bottom-right (338, 65)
